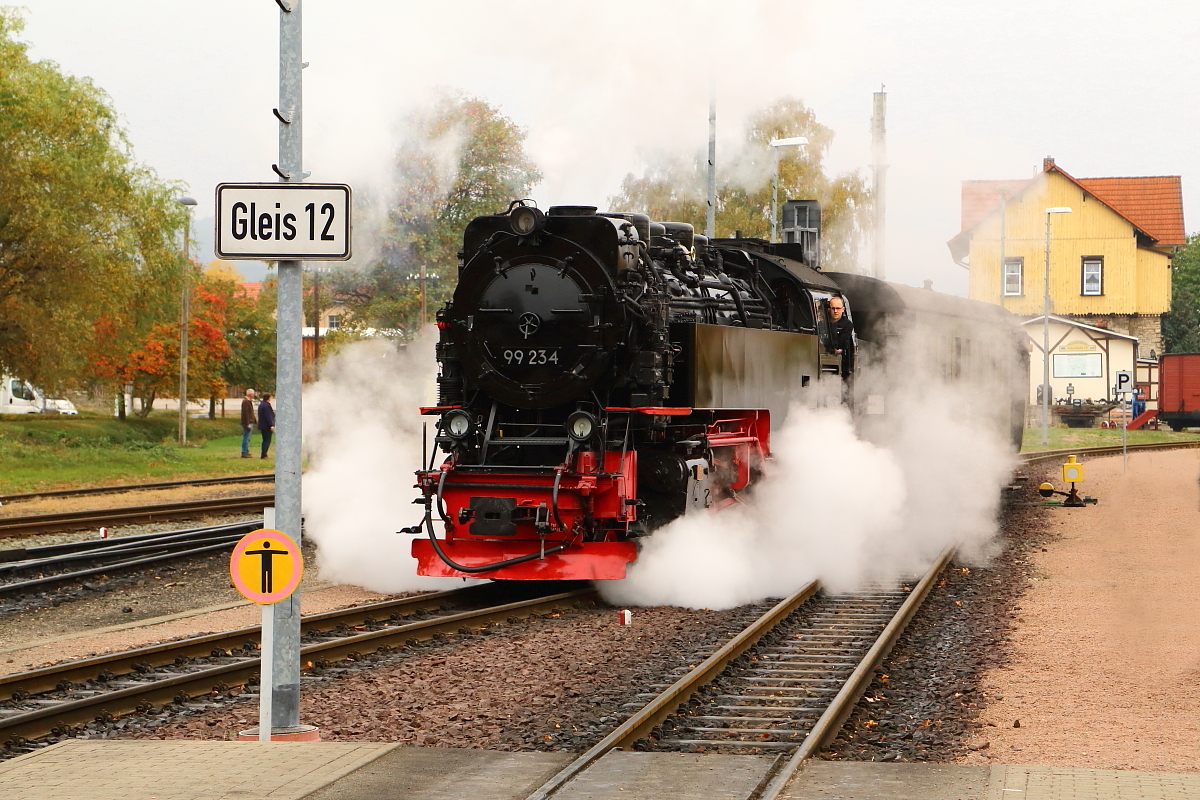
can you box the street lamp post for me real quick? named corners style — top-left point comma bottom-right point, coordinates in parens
top-left (1041, 206), bottom-right (1072, 446)
top-left (176, 196), bottom-right (197, 445)
top-left (769, 137), bottom-right (808, 242)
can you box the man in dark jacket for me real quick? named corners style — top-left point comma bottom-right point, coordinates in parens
top-left (827, 297), bottom-right (855, 378)
top-left (239, 389), bottom-right (256, 458)
top-left (257, 394), bottom-right (275, 459)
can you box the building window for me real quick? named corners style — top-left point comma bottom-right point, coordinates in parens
top-left (1081, 257), bottom-right (1103, 295)
top-left (1002, 257), bottom-right (1023, 296)
top-left (327, 314), bottom-right (340, 328)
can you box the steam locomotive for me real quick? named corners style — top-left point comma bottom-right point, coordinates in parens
top-left (407, 201), bottom-right (1027, 581)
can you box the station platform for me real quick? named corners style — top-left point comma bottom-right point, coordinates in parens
top-left (3, 741), bottom-right (1200, 800)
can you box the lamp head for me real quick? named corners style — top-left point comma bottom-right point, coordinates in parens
top-left (177, 196), bottom-right (198, 206)
top-left (770, 136), bottom-right (809, 148)
top-left (1045, 207), bottom-right (1072, 214)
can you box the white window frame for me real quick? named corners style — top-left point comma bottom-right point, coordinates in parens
top-left (1081, 257), bottom-right (1103, 296)
top-left (1002, 257), bottom-right (1024, 296)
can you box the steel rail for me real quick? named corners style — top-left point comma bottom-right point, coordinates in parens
top-left (526, 550), bottom-right (953, 800)
top-left (0, 494), bottom-right (275, 538)
top-left (0, 537), bottom-right (248, 599)
top-left (756, 547), bottom-right (954, 800)
top-left (0, 586), bottom-right (596, 744)
top-left (523, 581), bottom-right (821, 800)
top-left (0, 474), bottom-right (275, 504)
top-left (1018, 439), bottom-right (1200, 466)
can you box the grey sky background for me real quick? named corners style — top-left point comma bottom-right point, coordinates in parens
top-left (13, 1), bottom-right (1200, 293)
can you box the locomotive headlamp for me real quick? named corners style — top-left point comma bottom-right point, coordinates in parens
top-left (443, 409), bottom-right (472, 439)
top-left (510, 205), bottom-right (546, 236)
top-left (566, 411), bottom-right (597, 442)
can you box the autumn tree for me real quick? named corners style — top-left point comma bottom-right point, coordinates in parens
top-left (609, 97), bottom-right (871, 272)
top-left (331, 92), bottom-right (541, 337)
top-left (0, 9), bottom-right (189, 391)
top-left (1164, 233), bottom-right (1200, 354)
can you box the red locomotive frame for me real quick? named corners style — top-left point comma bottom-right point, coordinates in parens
top-left (411, 408), bottom-right (771, 580)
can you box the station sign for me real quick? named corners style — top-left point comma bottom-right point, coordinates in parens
top-left (215, 183), bottom-right (351, 260)
top-left (230, 528), bottom-right (304, 604)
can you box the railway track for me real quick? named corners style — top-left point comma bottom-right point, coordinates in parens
top-left (0, 582), bottom-right (596, 750)
top-left (0, 494), bottom-right (275, 539)
top-left (525, 549), bottom-right (952, 800)
top-left (0, 521), bottom-right (262, 600)
top-left (1017, 438), bottom-right (1200, 466)
top-left (0, 474), bottom-right (274, 504)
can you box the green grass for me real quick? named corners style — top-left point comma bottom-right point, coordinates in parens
top-left (1021, 425), bottom-right (1200, 452)
top-left (0, 414), bottom-right (273, 494)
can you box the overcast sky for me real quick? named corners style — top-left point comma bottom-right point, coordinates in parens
top-left (13, 1), bottom-right (1200, 293)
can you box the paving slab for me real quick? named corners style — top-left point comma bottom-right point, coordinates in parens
top-left (0, 740), bottom-right (397, 800)
top-left (782, 762), bottom-right (990, 800)
top-left (988, 764), bottom-right (1200, 799)
top-left (305, 746), bottom-right (572, 800)
top-left (552, 751), bottom-right (775, 800)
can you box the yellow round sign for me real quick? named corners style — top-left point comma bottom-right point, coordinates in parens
top-left (230, 528), bottom-right (303, 604)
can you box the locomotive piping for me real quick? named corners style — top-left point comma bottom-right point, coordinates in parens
top-left (421, 507), bottom-right (570, 574)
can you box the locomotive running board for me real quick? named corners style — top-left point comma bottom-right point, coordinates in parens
top-left (412, 539), bottom-right (638, 581)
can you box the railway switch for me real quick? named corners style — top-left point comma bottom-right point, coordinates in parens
top-left (1038, 456), bottom-right (1098, 506)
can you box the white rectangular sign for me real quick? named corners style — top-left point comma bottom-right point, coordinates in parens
top-left (1114, 370), bottom-right (1134, 394)
top-left (215, 183), bottom-right (351, 260)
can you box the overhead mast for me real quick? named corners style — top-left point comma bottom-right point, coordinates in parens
top-left (871, 86), bottom-right (888, 279)
top-left (706, 84), bottom-right (716, 239)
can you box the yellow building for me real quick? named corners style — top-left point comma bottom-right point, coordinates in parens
top-left (948, 157), bottom-right (1184, 358)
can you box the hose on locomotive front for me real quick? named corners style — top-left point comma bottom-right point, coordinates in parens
top-left (420, 465), bottom-right (571, 575)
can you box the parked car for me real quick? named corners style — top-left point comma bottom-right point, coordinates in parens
top-left (46, 398), bottom-right (78, 415)
top-left (1, 375), bottom-right (43, 414)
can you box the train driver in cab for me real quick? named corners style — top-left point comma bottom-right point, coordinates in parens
top-left (826, 297), bottom-right (855, 378)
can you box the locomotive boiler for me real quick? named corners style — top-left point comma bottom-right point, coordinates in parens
top-left (408, 201), bottom-right (849, 580)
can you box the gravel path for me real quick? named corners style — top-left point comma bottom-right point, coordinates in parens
top-left (121, 603), bottom-right (764, 749)
top-left (957, 448), bottom-right (1200, 773)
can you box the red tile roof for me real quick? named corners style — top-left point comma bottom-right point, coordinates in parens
top-left (954, 164), bottom-right (1185, 247)
top-left (236, 282), bottom-right (262, 302)
top-left (960, 179), bottom-right (1032, 232)
top-left (1075, 176), bottom-right (1186, 246)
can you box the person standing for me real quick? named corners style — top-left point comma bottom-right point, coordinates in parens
top-left (257, 393), bottom-right (275, 460)
top-left (239, 389), bottom-right (256, 458)
top-left (826, 297), bottom-right (856, 378)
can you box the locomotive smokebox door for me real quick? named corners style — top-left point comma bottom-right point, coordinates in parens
top-left (469, 497), bottom-right (517, 536)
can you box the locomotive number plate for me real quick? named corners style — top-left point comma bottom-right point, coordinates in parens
top-left (501, 348), bottom-right (560, 366)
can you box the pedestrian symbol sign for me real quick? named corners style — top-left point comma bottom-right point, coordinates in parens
top-left (230, 529), bottom-right (303, 604)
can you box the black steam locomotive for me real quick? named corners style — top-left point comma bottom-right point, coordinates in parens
top-left (408, 201), bottom-right (1027, 580)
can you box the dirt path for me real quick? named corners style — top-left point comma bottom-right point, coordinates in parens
top-left (959, 447), bottom-right (1200, 772)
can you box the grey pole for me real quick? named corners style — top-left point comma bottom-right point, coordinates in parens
top-left (1041, 211), bottom-right (1051, 447)
top-left (272, 0), bottom-right (305, 735)
top-left (1040, 206), bottom-right (1072, 446)
top-left (176, 196), bottom-right (197, 445)
top-left (870, 88), bottom-right (887, 280)
top-left (770, 147), bottom-right (779, 243)
top-left (706, 88), bottom-right (716, 239)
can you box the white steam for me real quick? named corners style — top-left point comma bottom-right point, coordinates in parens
top-left (601, 330), bottom-right (1017, 610)
top-left (301, 333), bottom-right (463, 593)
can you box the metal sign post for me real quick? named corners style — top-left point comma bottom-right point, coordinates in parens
top-left (1115, 370), bottom-right (1134, 472)
top-left (228, 509), bottom-right (305, 741)
top-left (215, 2), bottom-right (348, 741)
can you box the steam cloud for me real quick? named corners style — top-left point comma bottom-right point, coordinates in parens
top-left (301, 326), bottom-right (1017, 605)
top-left (602, 331), bottom-right (1017, 609)
top-left (301, 333), bottom-right (466, 593)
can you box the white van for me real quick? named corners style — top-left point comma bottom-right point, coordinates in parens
top-left (1, 375), bottom-right (44, 414)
